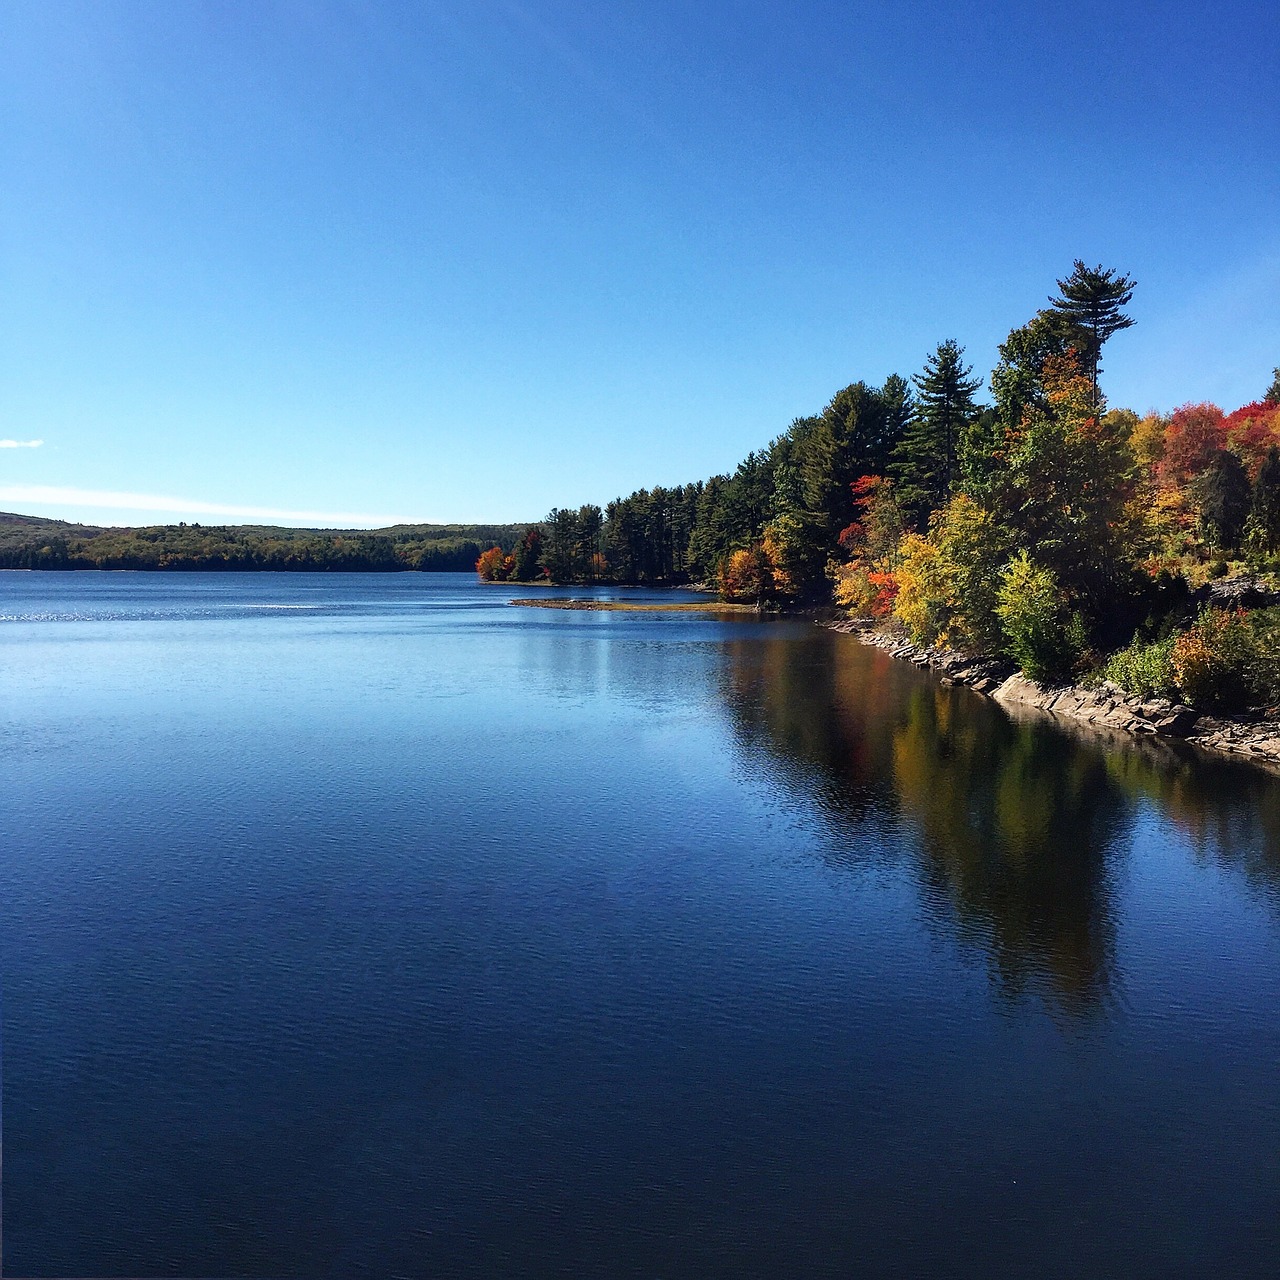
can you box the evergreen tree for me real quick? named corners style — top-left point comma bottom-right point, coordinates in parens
top-left (1265, 367), bottom-right (1280, 406)
top-left (576, 504), bottom-right (603, 580)
top-left (1250, 446), bottom-right (1280, 552)
top-left (1197, 449), bottom-right (1251, 551)
top-left (879, 373), bottom-right (914, 468)
top-left (1048, 261), bottom-right (1136, 411)
top-left (890, 340), bottom-right (982, 527)
top-left (510, 527), bottom-right (544, 580)
top-left (542, 507), bottom-right (582, 581)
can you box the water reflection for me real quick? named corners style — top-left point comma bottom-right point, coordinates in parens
top-left (719, 628), bottom-right (1280, 1013)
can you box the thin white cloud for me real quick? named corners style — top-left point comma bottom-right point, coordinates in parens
top-left (0, 484), bottom-right (423, 527)
top-left (0, 438), bottom-right (43, 448)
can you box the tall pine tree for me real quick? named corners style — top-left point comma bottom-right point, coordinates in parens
top-left (1047, 261), bottom-right (1136, 412)
top-left (890, 340), bottom-right (982, 527)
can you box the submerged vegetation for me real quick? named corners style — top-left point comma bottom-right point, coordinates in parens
top-left (478, 262), bottom-right (1280, 712)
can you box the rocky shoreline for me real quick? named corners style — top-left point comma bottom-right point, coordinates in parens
top-left (822, 618), bottom-right (1280, 771)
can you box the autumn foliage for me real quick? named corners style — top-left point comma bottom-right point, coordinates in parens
top-left (500, 260), bottom-right (1279, 703)
top-left (476, 545), bottom-right (514, 581)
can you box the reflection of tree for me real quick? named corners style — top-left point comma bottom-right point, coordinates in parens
top-left (717, 627), bottom-right (1279, 1015)
top-left (1096, 730), bottom-right (1280, 893)
top-left (718, 627), bottom-right (900, 827)
top-left (890, 682), bottom-right (1120, 1012)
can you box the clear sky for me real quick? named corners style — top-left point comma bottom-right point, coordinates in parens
top-left (2, 1), bottom-right (1277, 527)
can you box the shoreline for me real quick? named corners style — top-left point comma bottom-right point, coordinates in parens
top-left (821, 617), bottom-right (1280, 774)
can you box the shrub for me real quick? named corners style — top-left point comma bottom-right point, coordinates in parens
top-left (1104, 634), bottom-right (1178, 699)
top-left (1170, 608), bottom-right (1258, 710)
top-left (994, 553), bottom-right (1086, 683)
top-left (1245, 606), bottom-right (1280, 706)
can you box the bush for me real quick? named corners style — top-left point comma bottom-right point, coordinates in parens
top-left (994, 553), bottom-right (1086, 683)
top-left (1104, 634), bottom-right (1178, 699)
top-left (1170, 608), bottom-right (1259, 710)
top-left (830, 559), bottom-right (899, 617)
top-left (1245, 606), bottom-right (1280, 706)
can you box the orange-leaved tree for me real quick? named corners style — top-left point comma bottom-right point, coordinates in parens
top-left (719, 545), bottom-right (770, 605)
top-left (476, 546), bottom-right (513, 581)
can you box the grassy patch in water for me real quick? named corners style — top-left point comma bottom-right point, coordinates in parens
top-left (508, 598), bottom-right (757, 613)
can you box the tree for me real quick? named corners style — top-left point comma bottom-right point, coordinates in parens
top-left (829, 475), bottom-right (905, 617)
top-left (576, 504), bottom-right (604, 580)
top-left (1248, 446), bottom-right (1280, 554)
top-left (1159, 403), bottom-right (1226, 487)
top-left (796, 383), bottom-right (891, 540)
top-left (990, 309), bottom-right (1078, 431)
top-left (1222, 401), bottom-right (1280, 476)
top-left (476, 545), bottom-right (512, 581)
top-left (1266, 367), bottom-right (1280, 406)
top-left (890, 494), bottom-right (1009, 650)
top-left (1047, 260), bottom-right (1136, 411)
top-left (1129, 412), bottom-right (1167, 475)
top-left (1197, 449), bottom-right (1252, 551)
top-left (986, 347), bottom-right (1141, 628)
top-left (994, 553), bottom-right (1085, 683)
top-left (760, 514), bottom-right (808, 600)
top-left (510, 527), bottom-right (544, 580)
top-left (890, 340), bottom-right (982, 526)
top-left (542, 508), bottom-right (581, 582)
top-left (719, 545), bottom-right (770, 605)
top-left (879, 373), bottom-right (914, 464)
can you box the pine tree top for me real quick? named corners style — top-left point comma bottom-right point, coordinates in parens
top-left (1049, 261), bottom-right (1136, 342)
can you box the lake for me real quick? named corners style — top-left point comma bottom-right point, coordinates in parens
top-left (3, 571), bottom-right (1278, 1277)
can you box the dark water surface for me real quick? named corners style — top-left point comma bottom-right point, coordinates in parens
top-left (3, 572), bottom-right (1278, 1278)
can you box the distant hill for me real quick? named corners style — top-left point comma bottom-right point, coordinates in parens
top-left (0, 512), bottom-right (527, 572)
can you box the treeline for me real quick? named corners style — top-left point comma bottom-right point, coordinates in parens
top-left (0, 514), bottom-right (526, 572)
top-left (479, 262), bottom-right (1280, 710)
top-left (478, 374), bottom-right (911, 589)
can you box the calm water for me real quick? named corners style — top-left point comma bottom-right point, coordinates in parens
top-left (3, 572), bottom-right (1279, 1278)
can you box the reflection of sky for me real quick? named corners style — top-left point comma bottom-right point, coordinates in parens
top-left (4, 574), bottom-right (1280, 1276)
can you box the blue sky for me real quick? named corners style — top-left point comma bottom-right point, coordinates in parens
top-left (2, 0), bottom-right (1277, 527)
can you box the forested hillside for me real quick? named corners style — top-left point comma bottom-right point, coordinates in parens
top-left (0, 513), bottom-right (525, 571)
top-left (478, 262), bottom-right (1280, 711)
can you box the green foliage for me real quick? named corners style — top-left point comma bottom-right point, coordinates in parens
top-left (0, 513), bottom-right (527, 572)
top-left (890, 340), bottom-right (982, 526)
top-left (989, 309), bottom-right (1077, 430)
top-left (1103, 634), bottom-right (1178, 699)
top-left (994, 553), bottom-right (1086, 682)
top-left (1196, 449), bottom-right (1252, 550)
top-left (1248, 446), bottom-right (1280, 554)
top-left (509, 527), bottom-right (544, 581)
top-left (986, 347), bottom-right (1142, 632)
top-left (1170, 608), bottom-right (1265, 711)
top-left (1047, 260), bottom-right (1136, 407)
